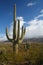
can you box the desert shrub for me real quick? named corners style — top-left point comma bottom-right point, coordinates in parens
top-left (13, 43), bottom-right (43, 65)
top-left (0, 43), bottom-right (43, 65)
top-left (27, 43), bottom-right (43, 65)
top-left (0, 47), bottom-right (7, 62)
top-left (25, 42), bottom-right (29, 51)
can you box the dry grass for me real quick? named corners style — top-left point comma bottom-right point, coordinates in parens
top-left (0, 42), bottom-right (43, 65)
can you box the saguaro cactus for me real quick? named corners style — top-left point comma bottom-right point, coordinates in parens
top-left (6, 4), bottom-right (26, 54)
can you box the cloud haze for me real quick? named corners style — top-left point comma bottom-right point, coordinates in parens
top-left (0, 10), bottom-right (43, 40)
top-left (40, 9), bottom-right (43, 13)
top-left (27, 2), bottom-right (36, 7)
top-left (9, 13), bottom-right (43, 39)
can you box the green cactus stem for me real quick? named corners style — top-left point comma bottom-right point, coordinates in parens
top-left (6, 4), bottom-right (26, 54)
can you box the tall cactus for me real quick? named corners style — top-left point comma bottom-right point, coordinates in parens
top-left (6, 4), bottom-right (26, 54)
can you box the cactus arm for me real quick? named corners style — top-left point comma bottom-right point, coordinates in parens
top-left (13, 4), bottom-right (16, 40)
top-left (20, 26), bottom-right (26, 40)
top-left (19, 26), bottom-right (26, 43)
top-left (17, 20), bottom-right (20, 41)
top-left (6, 27), bottom-right (13, 42)
top-left (13, 20), bottom-right (16, 40)
top-left (20, 26), bottom-right (24, 40)
top-left (23, 27), bottom-right (26, 36)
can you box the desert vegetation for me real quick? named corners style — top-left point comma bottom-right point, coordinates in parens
top-left (0, 4), bottom-right (43, 65)
top-left (0, 42), bottom-right (43, 65)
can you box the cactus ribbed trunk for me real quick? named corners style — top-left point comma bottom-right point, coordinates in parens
top-left (13, 42), bottom-right (18, 54)
top-left (13, 4), bottom-right (16, 39)
top-left (15, 44), bottom-right (18, 54)
top-left (6, 4), bottom-right (26, 55)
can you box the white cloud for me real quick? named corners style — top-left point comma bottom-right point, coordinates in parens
top-left (0, 34), bottom-right (7, 41)
top-left (28, 19), bottom-right (38, 26)
top-left (24, 10), bottom-right (43, 38)
top-left (0, 12), bottom-right (43, 41)
top-left (34, 14), bottom-right (43, 19)
top-left (27, 2), bottom-right (36, 7)
top-left (9, 15), bottom-right (43, 39)
top-left (40, 9), bottom-right (43, 13)
top-left (17, 17), bottom-right (25, 28)
top-left (25, 19), bottom-right (43, 38)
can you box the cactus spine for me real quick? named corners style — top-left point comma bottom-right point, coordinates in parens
top-left (6, 4), bottom-right (26, 54)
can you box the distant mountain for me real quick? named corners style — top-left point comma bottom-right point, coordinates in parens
top-left (0, 37), bottom-right (43, 44)
top-left (23, 37), bottom-right (43, 43)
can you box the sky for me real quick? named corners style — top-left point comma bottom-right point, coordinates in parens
top-left (0, 0), bottom-right (43, 41)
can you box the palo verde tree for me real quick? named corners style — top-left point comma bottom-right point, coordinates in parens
top-left (6, 4), bottom-right (26, 54)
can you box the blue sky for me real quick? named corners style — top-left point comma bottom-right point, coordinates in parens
top-left (0, 0), bottom-right (43, 40)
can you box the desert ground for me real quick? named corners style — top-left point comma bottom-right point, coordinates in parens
top-left (0, 41), bottom-right (43, 65)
